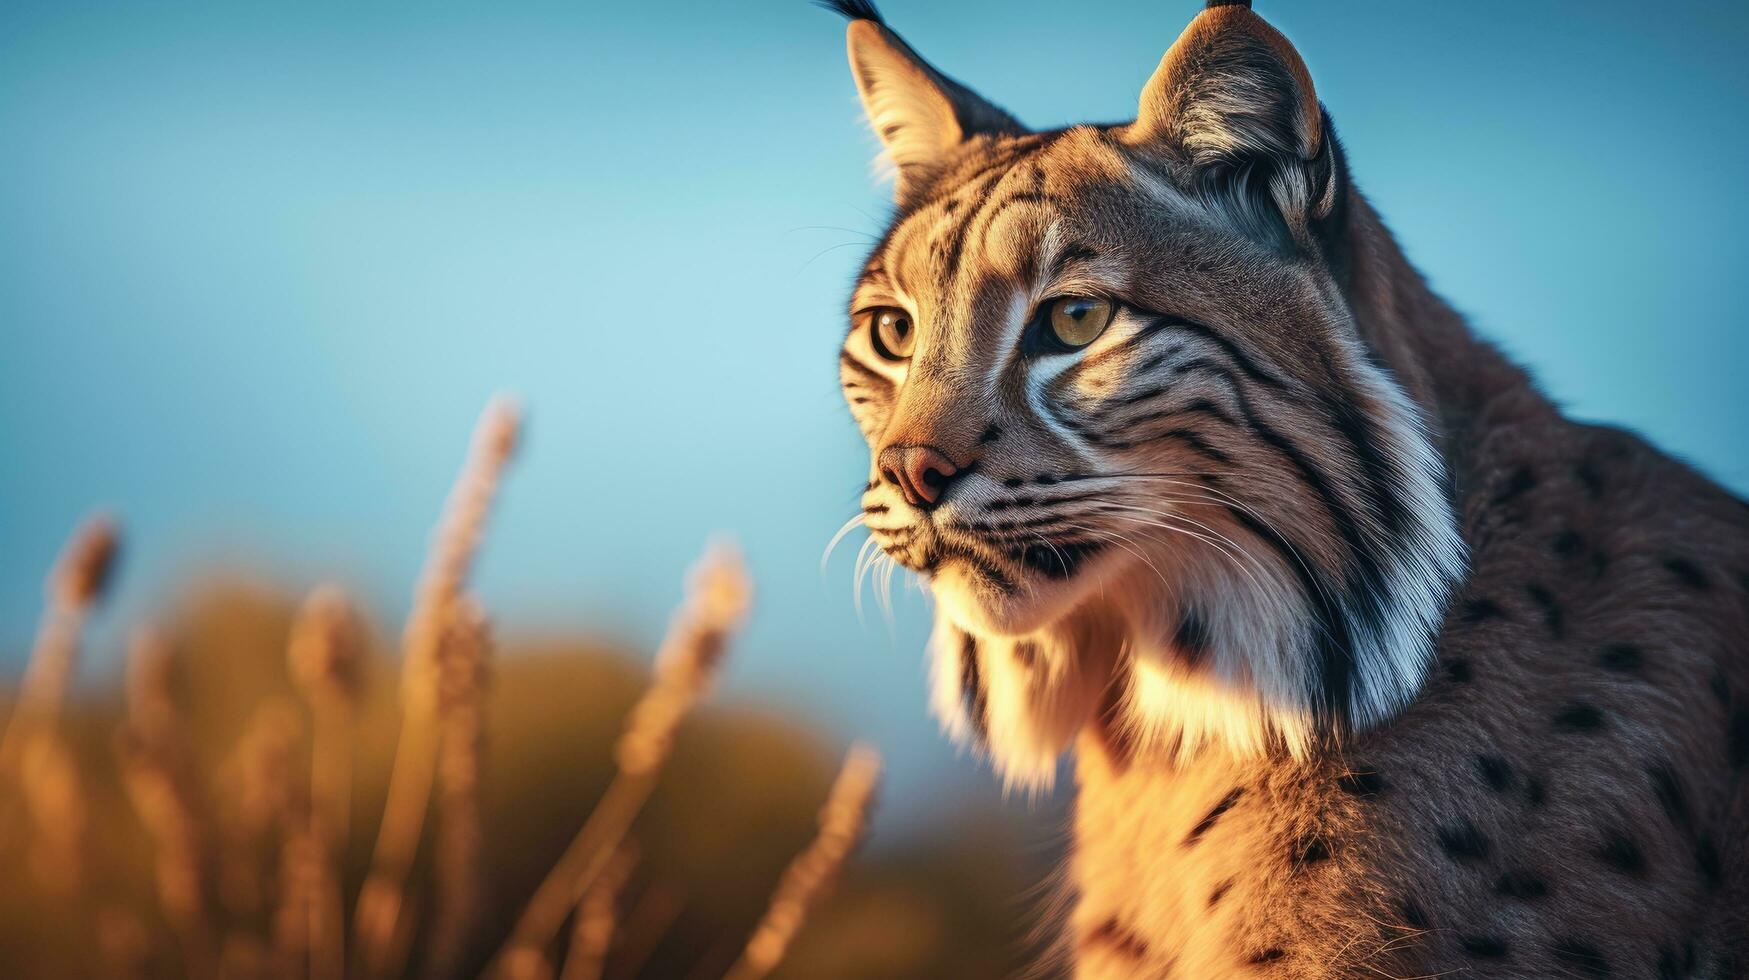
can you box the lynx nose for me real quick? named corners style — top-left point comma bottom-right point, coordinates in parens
top-left (877, 444), bottom-right (961, 509)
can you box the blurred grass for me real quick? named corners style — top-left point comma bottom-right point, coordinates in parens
top-left (0, 579), bottom-right (1052, 978)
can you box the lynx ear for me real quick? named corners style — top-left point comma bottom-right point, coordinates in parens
top-left (1126, 1), bottom-right (1338, 245)
top-left (832, 2), bottom-right (1023, 205)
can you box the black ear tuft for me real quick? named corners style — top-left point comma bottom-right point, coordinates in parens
top-left (1206, 0), bottom-right (1253, 8)
top-left (815, 0), bottom-right (886, 26)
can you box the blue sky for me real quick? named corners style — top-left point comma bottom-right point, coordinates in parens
top-left (3, 0), bottom-right (1745, 830)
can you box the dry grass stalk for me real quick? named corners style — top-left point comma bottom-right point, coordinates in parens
top-left (557, 843), bottom-right (637, 980)
top-left (217, 700), bottom-right (304, 926)
top-left (11, 513), bottom-right (119, 719)
top-left (18, 731), bottom-right (88, 894)
top-left (0, 514), bottom-right (118, 857)
top-left (605, 882), bottom-right (686, 980)
top-left (288, 585), bottom-right (365, 844)
top-left (723, 743), bottom-right (883, 980)
top-left (356, 396), bottom-right (519, 977)
top-left (286, 585), bottom-right (364, 980)
top-left (493, 542), bottom-right (750, 974)
top-left (116, 626), bottom-right (215, 980)
top-left (272, 821), bottom-right (344, 980)
top-left (426, 596), bottom-right (493, 978)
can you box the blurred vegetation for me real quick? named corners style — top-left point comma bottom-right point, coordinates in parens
top-left (0, 580), bottom-right (1054, 978)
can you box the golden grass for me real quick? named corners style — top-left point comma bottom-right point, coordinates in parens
top-left (493, 542), bottom-right (753, 977)
top-left (725, 744), bottom-right (882, 980)
top-left (0, 513), bottom-right (119, 892)
top-left (0, 398), bottom-right (905, 980)
top-left (355, 397), bottom-right (520, 978)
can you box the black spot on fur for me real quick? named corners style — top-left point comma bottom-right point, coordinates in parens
top-left (1476, 754), bottom-right (1514, 792)
top-left (1461, 597), bottom-right (1506, 623)
top-left (1648, 761), bottom-right (1688, 826)
top-left (1002, 477), bottom-right (1023, 488)
top-left (1597, 644), bottom-right (1643, 672)
top-left (1552, 530), bottom-right (1584, 558)
top-left (1183, 787), bottom-right (1244, 846)
top-left (1662, 556), bottom-right (1711, 591)
top-left (1294, 836), bottom-right (1330, 865)
top-left (1208, 878), bottom-right (1234, 908)
top-left (1336, 769), bottom-right (1385, 797)
top-left (1460, 935), bottom-right (1510, 958)
top-left (1554, 702), bottom-right (1606, 731)
top-left (1525, 583), bottom-right (1563, 638)
top-left (1032, 473), bottom-right (1057, 485)
top-left (1437, 819), bottom-right (1489, 861)
top-left (1695, 836), bottom-right (1722, 890)
top-left (1596, 833), bottom-right (1645, 875)
top-left (1574, 459), bottom-right (1605, 499)
top-left (1728, 709), bottom-right (1749, 769)
top-left (1525, 775), bottom-right (1547, 807)
top-left (1399, 898), bottom-right (1429, 930)
top-left (1445, 658), bottom-right (1472, 683)
top-left (1495, 870), bottom-right (1548, 900)
top-left (1551, 938), bottom-right (1611, 977)
top-left (1491, 465), bottom-right (1536, 506)
top-left (978, 423), bottom-right (1002, 444)
top-left (1657, 944), bottom-right (1690, 980)
top-left (1082, 918), bottom-right (1149, 959)
top-left (1247, 948), bottom-right (1286, 965)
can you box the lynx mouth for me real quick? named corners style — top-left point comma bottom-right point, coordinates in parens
top-left (877, 525), bottom-right (1106, 592)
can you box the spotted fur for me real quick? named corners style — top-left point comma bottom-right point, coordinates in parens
top-left (825, 1), bottom-right (1749, 976)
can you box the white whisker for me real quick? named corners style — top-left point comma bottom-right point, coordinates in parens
top-left (820, 512), bottom-right (868, 574)
top-left (852, 535), bottom-right (882, 623)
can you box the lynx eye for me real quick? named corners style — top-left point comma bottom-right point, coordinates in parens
top-left (1046, 296), bottom-right (1114, 349)
top-left (868, 307), bottom-right (914, 361)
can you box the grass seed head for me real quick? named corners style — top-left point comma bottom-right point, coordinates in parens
top-left (51, 513), bottom-right (120, 609)
top-left (289, 585), bottom-right (366, 708)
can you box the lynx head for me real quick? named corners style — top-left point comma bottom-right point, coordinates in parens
top-left (827, 0), bottom-right (1465, 786)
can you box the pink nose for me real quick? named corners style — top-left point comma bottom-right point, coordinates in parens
top-left (877, 444), bottom-right (960, 508)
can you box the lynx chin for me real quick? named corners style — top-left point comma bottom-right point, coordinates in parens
top-left (824, 0), bottom-right (1749, 976)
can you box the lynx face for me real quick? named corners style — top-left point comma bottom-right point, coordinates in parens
top-left (831, 1), bottom-right (1465, 782)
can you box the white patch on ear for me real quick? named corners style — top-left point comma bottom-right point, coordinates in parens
top-left (844, 21), bottom-right (964, 202)
top-left (849, 32), bottom-right (958, 168)
top-left (841, 19), bottom-right (1021, 204)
